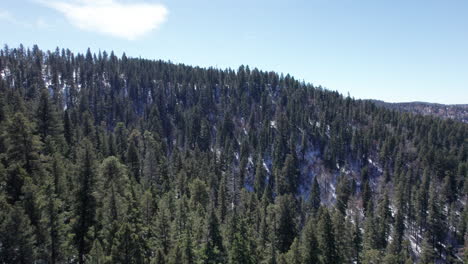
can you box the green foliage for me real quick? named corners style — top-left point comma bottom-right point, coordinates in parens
top-left (301, 216), bottom-right (320, 264)
top-left (73, 139), bottom-right (98, 264)
top-left (0, 204), bottom-right (36, 263)
top-left (0, 45), bottom-right (465, 263)
top-left (317, 208), bottom-right (338, 264)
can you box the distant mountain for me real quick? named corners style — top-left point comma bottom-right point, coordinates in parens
top-left (372, 100), bottom-right (468, 123)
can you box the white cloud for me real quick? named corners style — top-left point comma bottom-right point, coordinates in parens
top-left (40, 0), bottom-right (168, 40)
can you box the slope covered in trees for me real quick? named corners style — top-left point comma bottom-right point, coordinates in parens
top-left (0, 44), bottom-right (466, 263)
top-left (372, 100), bottom-right (468, 123)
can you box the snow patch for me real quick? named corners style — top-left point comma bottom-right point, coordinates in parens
top-left (0, 67), bottom-right (10, 79)
top-left (270, 120), bottom-right (277, 129)
top-left (330, 183), bottom-right (336, 199)
top-left (368, 158), bottom-right (383, 173)
top-left (262, 161), bottom-right (270, 174)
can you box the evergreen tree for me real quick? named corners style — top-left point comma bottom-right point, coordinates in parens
top-left (426, 182), bottom-right (445, 256)
top-left (276, 153), bottom-right (299, 195)
top-left (301, 216), bottom-right (320, 264)
top-left (352, 215), bottom-right (363, 264)
top-left (309, 177), bottom-right (321, 215)
top-left (73, 139), bottom-right (97, 264)
top-left (5, 112), bottom-right (41, 174)
top-left (126, 131), bottom-right (141, 183)
top-left (254, 156), bottom-right (267, 199)
top-left (419, 234), bottom-right (436, 264)
top-left (317, 208), bottom-right (338, 264)
top-left (203, 207), bottom-right (225, 263)
top-left (375, 193), bottom-right (392, 250)
top-left (42, 173), bottom-right (68, 264)
top-left (111, 186), bottom-right (148, 263)
top-left (336, 173), bottom-right (351, 215)
top-left (228, 215), bottom-right (253, 264)
top-left (36, 88), bottom-right (62, 141)
top-left (285, 238), bottom-right (302, 264)
top-left (276, 194), bottom-right (296, 253)
top-left (0, 204), bottom-right (36, 263)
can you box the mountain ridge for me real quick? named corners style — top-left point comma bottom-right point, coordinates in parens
top-left (0, 44), bottom-right (466, 263)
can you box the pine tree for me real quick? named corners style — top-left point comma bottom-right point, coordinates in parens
top-left (387, 210), bottom-right (405, 256)
top-left (254, 156), bottom-right (267, 199)
top-left (63, 110), bottom-right (73, 146)
top-left (36, 88), bottom-right (62, 141)
top-left (217, 174), bottom-right (228, 223)
top-left (301, 216), bottom-right (320, 264)
top-left (5, 112), bottom-right (41, 174)
top-left (419, 233), bottom-right (436, 264)
top-left (277, 153), bottom-right (299, 195)
top-left (114, 122), bottom-right (128, 161)
top-left (228, 215), bottom-right (253, 264)
top-left (333, 209), bottom-right (354, 263)
top-left (88, 240), bottom-right (106, 264)
top-left (352, 215), bottom-right (363, 264)
top-left (203, 207), bottom-right (225, 263)
top-left (153, 249), bottom-right (165, 264)
top-left (126, 132), bottom-right (141, 183)
top-left (375, 193), bottom-right (392, 250)
top-left (317, 208), bottom-right (338, 264)
top-left (0, 204), bottom-right (36, 263)
top-left (285, 238), bottom-right (302, 264)
top-left (73, 139), bottom-right (97, 264)
top-left (426, 182), bottom-right (445, 256)
top-left (415, 170), bottom-right (430, 240)
top-left (309, 177), bottom-right (321, 215)
top-left (156, 199), bottom-right (173, 254)
top-left (97, 156), bottom-right (129, 255)
top-left (142, 131), bottom-right (160, 188)
top-left (99, 156), bottom-right (129, 198)
top-left (336, 173), bottom-right (351, 215)
top-left (42, 173), bottom-right (68, 264)
top-left (276, 194), bottom-right (297, 253)
top-left (181, 229), bottom-right (194, 264)
top-left (362, 179), bottom-right (373, 216)
top-left (111, 186), bottom-right (148, 263)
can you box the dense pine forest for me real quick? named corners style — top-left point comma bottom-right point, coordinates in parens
top-left (0, 44), bottom-right (466, 264)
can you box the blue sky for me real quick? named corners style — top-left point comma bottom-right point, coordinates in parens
top-left (1, 0), bottom-right (467, 104)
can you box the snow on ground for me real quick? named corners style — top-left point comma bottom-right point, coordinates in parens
top-left (340, 167), bottom-right (351, 175)
top-left (270, 120), bottom-right (277, 129)
top-left (408, 234), bottom-right (421, 255)
top-left (263, 161), bottom-right (270, 174)
top-left (389, 204), bottom-right (396, 218)
top-left (0, 67), bottom-right (10, 79)
top-left (368, 158), bottom-right (383, 173)
top-left (330, 183), bottom-right (336, 199)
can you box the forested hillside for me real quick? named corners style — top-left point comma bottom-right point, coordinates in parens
top-left (372, 101), bottom-right (468, 123)
top-left (0, 45), bottom-right (466, 264)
